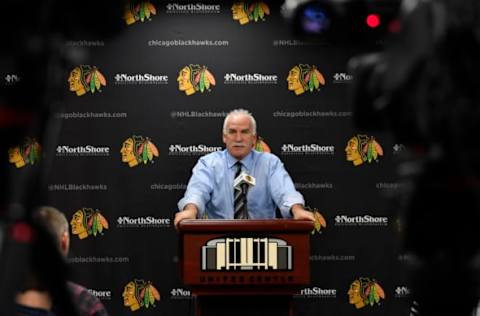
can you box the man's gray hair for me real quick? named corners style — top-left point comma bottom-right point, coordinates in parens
top-left (32, 206), bottom-right (69, 239)
top-left (223, 109), bottom-right (257, 135)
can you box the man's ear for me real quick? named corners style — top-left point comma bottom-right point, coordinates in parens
top-left (60, 231), bottom-right (70, 256)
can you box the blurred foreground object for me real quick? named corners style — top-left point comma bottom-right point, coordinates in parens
top-left (348, 0), bottom-right (480, 315)
top-left (281, 0), bottom-right (402, 43)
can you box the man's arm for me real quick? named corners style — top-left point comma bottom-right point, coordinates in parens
top-left (290, 203), bottom-right (315, 221)
top-left (174, 203), bottom-right (198, 229)
top-left (175, 158), bottom-right (214, 228)
top-left (268, 156), bottom-right (314, 221)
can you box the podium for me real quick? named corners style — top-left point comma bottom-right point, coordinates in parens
top-left (177, 219), bottom-right (313, 316)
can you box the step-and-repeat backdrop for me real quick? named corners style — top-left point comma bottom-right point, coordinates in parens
top-left (6, 1), bottom-right (411, 315)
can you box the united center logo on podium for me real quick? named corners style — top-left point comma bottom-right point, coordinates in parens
top-left (202, 237), bottom-right (292, 271)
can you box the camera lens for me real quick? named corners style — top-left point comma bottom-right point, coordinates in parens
top-left (300, 3), bottom-right (331, 34)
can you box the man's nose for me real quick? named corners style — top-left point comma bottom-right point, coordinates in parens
top-left (234, 133), bottom-right (243, 141)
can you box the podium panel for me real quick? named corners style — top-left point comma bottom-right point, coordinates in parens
top-left (178, 219), bottom-right (313, 315)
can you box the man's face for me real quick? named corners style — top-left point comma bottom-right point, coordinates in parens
top-left (223, 114), bottom-right (257, 160)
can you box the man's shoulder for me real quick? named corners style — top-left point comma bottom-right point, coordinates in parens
top-left (198, 149), bottom-right (226, 164)
top-left (67, 281), bottom-right (89, 296)
top-left (253, 150), bottom-right (281, 163)
top-left (15, 304), bottom-right (54, 316)
top-left (67, 281), bottom-right (108, 316)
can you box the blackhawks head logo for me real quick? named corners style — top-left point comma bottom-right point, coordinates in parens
top-left (348, 277), bottom-right (386, 309)
top-left (287, 64), bottom-right (325, 95)
top-left (345, 135), bottom-right (384, 166)
top-left (120, 135), bottom-right (159, 167)
top-left (305, 207), bottom-right (326, 234)
top-left (232, 2), bottom-right (270, 25)
top-left (124, 1), bottom-right (157, 25)
top-left (123, 279), bottom-right (160, 312)
top-left (254, 136), bottom-right (271, 153)
top-left (68, 65), bottom-right (106, 96)
top-left (8, 137), bottom-right (41, 168)
top-left (177, 64), bottom-right (216, 96)
top-left (70, 208), bottom-right (109, 240)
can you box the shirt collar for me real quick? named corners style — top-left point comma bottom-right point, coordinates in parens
top-left (226, 150), bottom-right (255, 171)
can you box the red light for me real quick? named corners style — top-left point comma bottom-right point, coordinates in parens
top-left (9, 222), bottom-right (35, 243)
top-left (366, 14), bottom-right (381, 28)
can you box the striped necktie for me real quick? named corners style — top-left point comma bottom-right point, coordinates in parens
top-left (233, 161), bottom-right (248, 219)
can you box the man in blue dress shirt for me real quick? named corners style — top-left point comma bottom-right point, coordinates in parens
top-left (174, 109), bottom-right (315, 228)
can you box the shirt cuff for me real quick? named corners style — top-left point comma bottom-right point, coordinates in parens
top-left (279, 195), bottom-right (305, 218)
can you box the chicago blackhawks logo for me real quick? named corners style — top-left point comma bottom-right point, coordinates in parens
top-left (123, 279), bottom-right (160, 312)
top-left (306, 207), bottom-right (326, 234)
top-left (232, 2), bottom-right (270, 25)
top-left (70, 208), bottom-right (109, 240)
top-left (348, 277), bottom-right (386, 309)
top-left (254, 136), bottom-right (271, 153)
top-left (120, 135), bottom-right (159, 167)
top-left (345, 135), bottom-right (383, 166)
top-left (177, 64), bottom-right (216, 96)
top-left (287, 64), bottom-right (325, 95)
top-left (68, 65), bottom-right (106, 96)
top-left (124, 1), bottom-right (157, 25)
top-left (8, 137), bottom-right (41, 168)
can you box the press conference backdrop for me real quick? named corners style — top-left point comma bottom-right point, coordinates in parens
top-left (6, 1), bottom-right (411, 315)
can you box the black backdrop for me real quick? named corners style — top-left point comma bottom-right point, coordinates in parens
top-left (6, 1), bottom-right (412, 315)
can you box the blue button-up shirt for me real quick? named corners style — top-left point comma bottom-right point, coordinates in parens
top-left (178, 149), bottom-right (304, 219)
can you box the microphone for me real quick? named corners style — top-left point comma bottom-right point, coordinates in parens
top-left (234, 172), bottom-right (256, 194)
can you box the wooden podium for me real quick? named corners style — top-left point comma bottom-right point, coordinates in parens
top-left (177, 219), bottom-right (313, 316)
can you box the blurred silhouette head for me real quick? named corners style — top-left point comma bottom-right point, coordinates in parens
top-left (33, 206), bottom-right (70, 256)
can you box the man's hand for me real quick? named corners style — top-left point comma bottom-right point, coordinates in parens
top-left (174, 204), bottom-right (198, 229)
top-left (290, 204), bottom-right (315, 221)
